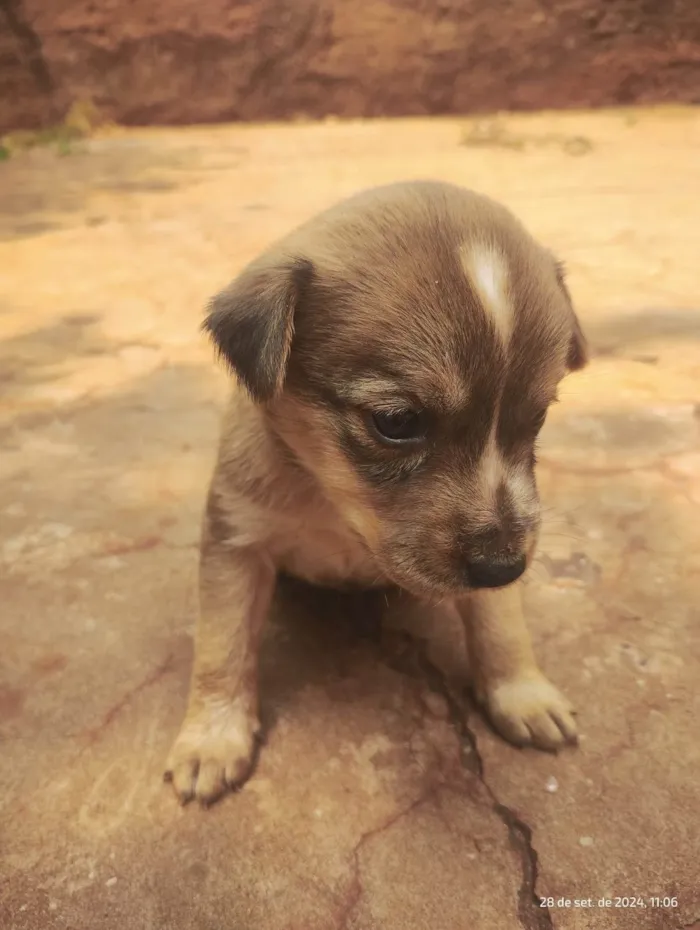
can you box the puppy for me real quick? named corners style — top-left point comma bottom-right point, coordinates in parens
top-left (165, 180), bottom-right (588, 806)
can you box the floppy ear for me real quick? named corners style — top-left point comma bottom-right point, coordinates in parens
top-left (554, 259), bottom-right (589, 372)
top-left (203, 257), bottom-right (313, 402)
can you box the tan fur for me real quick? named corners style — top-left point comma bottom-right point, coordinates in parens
top-left (165, 181), bottom-right (588, 805)
top-left (458, 585), bottom-right (577, 749)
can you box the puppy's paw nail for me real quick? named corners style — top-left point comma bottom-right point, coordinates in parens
top-left (484, 673), bottom-right (578, 751)
top-left (165, 704), bottom-right (259, 807)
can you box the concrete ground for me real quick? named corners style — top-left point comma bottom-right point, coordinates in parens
top-left (1, 109), bottom-right (699, 930)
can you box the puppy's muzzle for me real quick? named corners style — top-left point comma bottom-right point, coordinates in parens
top-left (458, 521), bottom-right (531, 589)
top-left (463, 553), bottom-right (526, 589)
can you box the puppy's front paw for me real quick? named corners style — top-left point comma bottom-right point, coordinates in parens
top-left (164, 701), bottom-right (260, 806)
top-left (482, 672), bottom-right (578, 751)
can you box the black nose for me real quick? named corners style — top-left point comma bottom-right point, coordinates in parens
top-left (465, 554), bottom-right (527, 589)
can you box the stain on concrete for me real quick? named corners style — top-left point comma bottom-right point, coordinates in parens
top-left (31, 652), bottom-right (68, 677)
top-left (540, 551), bottom-right (602, 586)
top-left (0, 685), bottom-right (25, 719)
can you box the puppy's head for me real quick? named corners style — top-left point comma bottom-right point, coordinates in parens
top-left (205, 181), bottom-right (588, 597)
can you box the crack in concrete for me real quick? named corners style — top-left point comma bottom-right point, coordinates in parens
top-left (493, 802), bottom-right (554, 930)
top-left (80, 653), bottom-right (173, 747)
top-left (383, 630), bottom-right (555, 930)
top-left (335, 788), bottom-right (438, 930)
top-left (0, 0), bottom-right (54, 98)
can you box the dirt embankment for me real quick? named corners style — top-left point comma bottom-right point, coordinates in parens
top-left (1, 0), bottom-right (699, 133)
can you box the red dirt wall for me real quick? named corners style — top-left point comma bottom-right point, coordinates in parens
top-left (1, 0), bottom-right (699, 133)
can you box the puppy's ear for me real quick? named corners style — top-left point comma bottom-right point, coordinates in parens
top-left (203, 257), bottom-right (313, 402)
top-left (554, 259), bottom-right (589, 372)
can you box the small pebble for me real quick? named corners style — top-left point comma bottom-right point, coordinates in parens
top-left (105, 877), bottom-right (118, 888)
top-left (545, 776), bottom-right (559, 793)
top-left (579, 836), bottom-right (594, 847)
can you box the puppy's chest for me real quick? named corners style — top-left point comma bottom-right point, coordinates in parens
top-left (269, 504), bottom-right (383, 588)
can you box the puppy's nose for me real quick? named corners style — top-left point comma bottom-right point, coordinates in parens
top-left (465, 554), bottom-right (526, 589)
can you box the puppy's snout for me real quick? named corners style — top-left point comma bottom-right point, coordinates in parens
top-left (464, 553), bottom-right (526, 589)
top-left (458, 517), bottom-right (529, 589)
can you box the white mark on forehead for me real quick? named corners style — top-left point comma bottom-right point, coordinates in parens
top-left (462, 243), bottom-right (512, 344)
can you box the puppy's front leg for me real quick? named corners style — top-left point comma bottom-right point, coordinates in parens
top-left (458, 585), bottom-right (577, 750)
top-left (165, 518), bottom-right (274, 805)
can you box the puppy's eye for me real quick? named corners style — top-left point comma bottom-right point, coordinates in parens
top-left (369, 408), bottom-right (426, 444)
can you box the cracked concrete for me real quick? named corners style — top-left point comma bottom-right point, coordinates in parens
top-left (1, 109), bottom-right (699, 929)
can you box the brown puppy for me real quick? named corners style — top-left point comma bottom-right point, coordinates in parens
top-left (165, 180), bottom-right (588, 806)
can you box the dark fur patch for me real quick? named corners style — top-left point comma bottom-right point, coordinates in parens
top-left (204, 257), bottom-right (314, 402)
